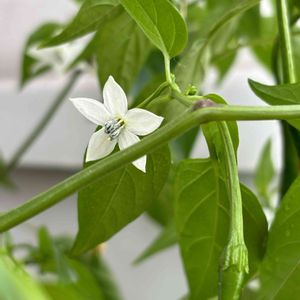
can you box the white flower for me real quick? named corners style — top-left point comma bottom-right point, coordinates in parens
top-left (70, 76), bottom-right (164, 172)
top-left (28, 41), bottom-right (87, 74)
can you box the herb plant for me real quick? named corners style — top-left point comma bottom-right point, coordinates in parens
top-left (1, 0), bottom-right (300, 299)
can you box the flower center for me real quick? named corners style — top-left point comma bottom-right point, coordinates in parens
top-left (104, 118), bottom-right (125, 140)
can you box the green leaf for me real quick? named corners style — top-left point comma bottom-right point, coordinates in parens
top-left (175, 158), bottom-right (268, 299)
top-left (134, 222), bottom-right (177, 264)
top-left (71, 146), bottom-right (171, 255)
top-left (95, 7), bottom-right (151, 93)
top-left (254, 139), bottom-right (275, 206)
top-left (42, 0), bottom-right (119, 48)
top-left (259, 176), bottom-right (300, 299)
top-left (147, 165), bottom-right (176, 226)
top-left (0, 253), bottom-right (49, 300)
top-left (21, 22), bottom-right (61, 86)
top-left (248, 79), bottom-right (300, 130)
top-left (120, 0), bottom-right (188, 57)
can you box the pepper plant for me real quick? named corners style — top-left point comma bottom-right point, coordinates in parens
top-left (1, 0), bottom-right (300, 299)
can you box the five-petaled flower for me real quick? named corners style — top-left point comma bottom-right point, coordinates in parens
top-left (70, 76), bottom-right (164, 172)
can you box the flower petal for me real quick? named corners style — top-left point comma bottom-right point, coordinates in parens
top-left (103, 76), bottom-right (128, 117)
top-left (86, 128), bottom-right (117, 161)
top-left (125, 108), bottom-right (164, 136)
top-left (118, 129), bottom-right (146, 172)
top-left (70, 97), bottom-right (111, 125)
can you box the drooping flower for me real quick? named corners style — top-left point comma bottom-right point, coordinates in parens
top-left (70, 76), bottom-right (164, 172)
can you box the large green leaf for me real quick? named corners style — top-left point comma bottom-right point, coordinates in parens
top-left (120, 0), bottom-right (187, 57)
top-left (175, 158), bottom-right (268, 300)
top-left (71, 146), bottom-right (171, 255)
top-left (21, 22), bottom-right (61, 86)
top-left (249, 79), bottom-right (300, 130)
top-left (42, 0), bottom-right (119, 47)
top-left (95, 7), bottom-right (151, 93)
top-left (259, 176), bottom-right (300, 299)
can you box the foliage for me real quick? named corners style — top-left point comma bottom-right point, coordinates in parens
top-left (2, 0), bottom-right (300, 299)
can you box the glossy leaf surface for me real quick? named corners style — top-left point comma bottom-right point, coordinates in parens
top-left (175, 158), bottom-right (267, 299)
top-left (72, 146), bottom-right (171, 255)
top-left (120, 0), bottom-right (188, 57)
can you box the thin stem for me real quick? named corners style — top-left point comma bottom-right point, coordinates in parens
top-left (218, 122), bottom-right (248, 300)
top-left (137, 81), bottom-right (169, 108)
top-left (1, 104), bottom-right (300, 232)
top-left (5, 71), bottom-right (81, 173)
top-left (219, 122), bottom-right (245, 248)
top-left (276, 0), bottom-right (296, 83)
top-left (163, 53), bottom-right (172, 84)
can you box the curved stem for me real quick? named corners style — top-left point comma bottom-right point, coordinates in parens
top-left (218, 122), bottom-right (248, 300)
top-left (1, 104), bottom-right (300, 232)
top-left (137, 81), bottom-right (169, 108)
top-left (5, 71), bottom-right (81, 173)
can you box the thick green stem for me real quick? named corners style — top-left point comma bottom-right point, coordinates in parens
top-left (1, 104), bottom-right (300, 232)
top-left (276, 0), bottom-right (298, 197)
top-left (5, 71), bottom-right (81, 173)
top-left (218, 122), bottom-right (248, 300)
top-left (276, 0), bottom-right (296, 83)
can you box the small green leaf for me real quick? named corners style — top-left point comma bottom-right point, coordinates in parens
top-left (175, 159), bottom-right (268, 299)
top-left (120, 0), bottom-right (188, 57)
top-left (72, 146), bottom-right (171, 255)
top-left (134, 222), bottom-right (177, 264)
top-left (95, 7), bottom-right (151, 93)
top-left (259, 176), bottom-right (300, 299)
top-left (21, 22), bottom-right (61, 86)
top-left (254, 139), bottom-right (275, 206)
top-left (42, 0), bottom-right (119, 48)
top-left (248, 79), bottom-right (300, 131)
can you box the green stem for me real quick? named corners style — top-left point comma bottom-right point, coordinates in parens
top-left (275, 0), bottom-right (298, 197)
top-left (1, 104), bottom-right (300, 232)
top-left (218, 122), bottom-right (248, 300)
top-left (137, 81), bottom-right (169, 108)
top-left (276, 0), bottom-right (296, 83)
top-left (163, 53), bottom-right (173, 85)
top-left (5, 71), bottom-right (81, 173)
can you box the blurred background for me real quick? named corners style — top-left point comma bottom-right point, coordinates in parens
top-left (0, 0), bottom-right (280, 299)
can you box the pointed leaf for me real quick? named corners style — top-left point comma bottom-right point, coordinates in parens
top-left (42, 0), bottom-right (119, 47)
top-left (249, 79), bottom-right (300, 131)
top-left (134, 222), bottom-right (177, 264)
top-left (120, 0), bottom-right (188, 57)
top-left (72, 146), bottom-right (171, 255)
